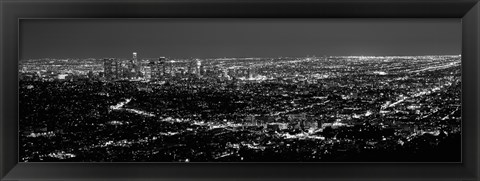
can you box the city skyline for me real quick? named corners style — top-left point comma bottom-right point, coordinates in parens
top-left (18, 19), bottom-right (461, 162)
top-left (20, 19), bottom-right (461, 59)
top-left (19, 54), bottom-right (461, 162)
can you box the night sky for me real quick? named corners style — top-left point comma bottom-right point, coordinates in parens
top-left (20, 19), bottom-right (461, 60)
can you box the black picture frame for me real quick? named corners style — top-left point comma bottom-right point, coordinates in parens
top-left (1, 0), bottom-right (479, 180)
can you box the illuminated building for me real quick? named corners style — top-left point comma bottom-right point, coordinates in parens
top-left (149, 57), bottom-right (166, 80)
top-left (144, 66), bottom-right (152, 80)
top-left (200, 62), bottom-right (205, 76)
top-left (160, 57), bottom-right (167, 76)
top-left (132, 52), bottom-right (137, 63)
top-left (187, 62), bottom-right (192, 74)
top-left (168, 60), bottom-right (174, 76)
top-left (125, 52), bottom-right (141, 79)
top-left (103, 58), bottom-right (119, 81)
top-left (196, 59), bottom-right (202, 77)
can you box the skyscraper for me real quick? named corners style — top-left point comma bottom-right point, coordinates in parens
top-left (169, 60), bottom-right (175, 76)
top-left (159, 57), bottom-right (167, 76)
top-left (129, 52), bottom-right (140, 79)
top-left (132, 52), bottom-right (137, 63)
top-left (103, 58), bottom-right (117, 81)
top-left (114, 61), bottom-right (120, 79)
top-left (188, 61), bottom-right (194, 75)
top-left (144, 66), bottom-right (152, 80)
top-left (200, 63), bottom-right (205, 76)
top-left (150, 57), bottom-right (166, 80)
top-left (196, 59), bottom-right (202, 77)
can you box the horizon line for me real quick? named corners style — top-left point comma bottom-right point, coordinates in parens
top-left (20, 54), bottom-right (462, 61)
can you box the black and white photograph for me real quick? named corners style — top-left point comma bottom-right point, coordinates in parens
top-left (19, 19), bottom-right (462, 162)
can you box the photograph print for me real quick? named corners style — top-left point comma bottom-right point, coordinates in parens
top-left (19, 19), bottom-right (462, 162)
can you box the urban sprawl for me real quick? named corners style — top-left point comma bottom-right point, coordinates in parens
top-left (19, 53), bottom-right (461, 162)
